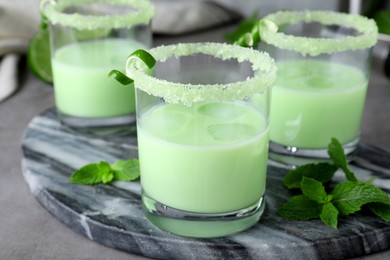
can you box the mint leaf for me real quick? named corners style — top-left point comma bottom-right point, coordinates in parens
top-left (331, 182), bottom-right (390, 215)
top-left (277, 194), bottom-right (322, 220)
top-left (283, 163), bottom-right (337, 189)
top-left (69, 161), bottom-right (111, 185)
top-left (327, 138), bottom-right (358, 182)
top-left (374, 10), bottom-right (390, 35)
top-left (301, 177), bottom-right (327, 204)
top-left (278, 138), bottom-right (390, 229)
top-left (224, 12), bottom-right (259, 44)
top-left (102, 171), bottom-right (114, 184)
top-left (368, 203), bottom-right (390, 222)
top-left (111, 159), bottom-right (140, 181)
top-left (320, 202), bottom-right (339, 229)
top-left (69, 159), bottom-right (140, 185)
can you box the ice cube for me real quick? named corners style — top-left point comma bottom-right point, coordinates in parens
top-left (197, 103), bottom-right (243, 120)
top-left (143, 105), bottom-right (191, 135)
top-left (207, 123), bottom-right (256, 142)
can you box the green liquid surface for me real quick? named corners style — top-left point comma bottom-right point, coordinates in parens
top-left (269, 60), bottom-right (367, 148)
top-left (138, 101), bottom-right (269, 213)
top-left (52, 39), bottom-right (145, 118)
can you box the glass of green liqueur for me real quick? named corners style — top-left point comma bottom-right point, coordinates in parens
top-left (258, 10), bottom-right (378, 165)
top-left (40, 0), bottom-right (154, 133)
top-left (126, 43), bottom-right (276, 237)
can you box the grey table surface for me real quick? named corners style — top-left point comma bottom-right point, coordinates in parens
top-left (1, 25), bottom-right (390, 260)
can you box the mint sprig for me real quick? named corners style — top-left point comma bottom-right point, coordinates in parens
top-left (278, 138), bottom-right (390, 228)
top-left (331, 181), bottom-right (390, 216)
top-left (320, 202), bottom-right (339, 229)
top-left (373, 10), bottom-right (390, 35)
top-left (69, 159), bottom-right (140, 185)
top-left (225, 14), bottom-right (278, 48)
top-left (301, 176), bottom-right (328, 204)
top-left (328, 138), bottom-right (357, 182)
top-left (224, 12), bottom-right (260, 46)
top-left (277, 194), bottom-right (323, 221)
top-left (283, 163), bottom-right (337, 189)
top-left (368, 203), bottom-right (390, 221)
top-left (111, 159), bottom-right (140, 181)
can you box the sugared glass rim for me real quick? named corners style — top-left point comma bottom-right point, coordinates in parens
top-left (40, 0), bottom-right (154, 30)
top-left (126, 42), bottom-right (277, 106)
top-left (260, 10), bottom-right (378, 56)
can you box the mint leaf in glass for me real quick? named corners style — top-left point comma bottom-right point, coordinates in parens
top-left (112, 159), bottom-right (140, 181)
top-left (331, 182), bottom-right (390, 216)
top-left (327, 138), bottom-right (358, 182)
top-left (277, 194), bottom-right (323, 220)
top-left (283, 163), bottom-right (338, 189)
top-left (320, 202), bottom-right (339, 229)
top-left (301, 177), bottom-right (327, 204)
top-left (69, 161), bottom-right (111, 185)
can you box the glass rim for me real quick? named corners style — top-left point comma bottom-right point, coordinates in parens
top-left (126, 42), bottom-right (276, 106)
top-left (260, 10), bottom-right (378, 56)
top-left (40, 0), bottom-right (154, 30)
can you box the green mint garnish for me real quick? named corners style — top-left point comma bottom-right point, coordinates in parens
top-left (224, 12), bottom-right (260, 46)
top-left (283, 163), bottom-right (337, 189)
top-left (111, 159), bottom-right (140, 181)
top-left (331, 181), bottom-right (390, 216)
top-left (277, 194), bottom-right (323, 221)
top-left (225, 14), bottom-right (278, 48)
top-left (278, 138), bottom-right (390, 228)
top-left (327, 138), bottom-right (357, 182)
top-left (69, 162), bottom-right (111, 185)
top-left (368, 203), bottom-right (390, 221)
top-left (69, 159), bottom-right (140, 185)
top-left (320, 202), bottom-right (339, 229)
top-left (301, 177), bottom-right (328, 204)
top-left (373, 10), bottom-right (390, 35)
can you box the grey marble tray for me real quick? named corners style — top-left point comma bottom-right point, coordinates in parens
top-left (21, 108), bottom-right (390, 260)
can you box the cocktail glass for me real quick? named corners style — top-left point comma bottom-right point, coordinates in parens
top-left (258, 11), bottom-right (378, 165)
top-left (40, 0), bottom-right (154, 133)
top-left (125, 43), bottom-right (276, 237)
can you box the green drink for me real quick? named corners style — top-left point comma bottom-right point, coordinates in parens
top-left (124, 43), bottom-right (276, 237)
top-left (41, 0), bottom-right (154, 130)
top-left (52, 39), bottom-right (145, 118)
top-left (269, 60), bottom-right (367, 148)
top-left (255, 10), bottom-right (378, 164)
top-left (138, 101), bottom-right (269, 213)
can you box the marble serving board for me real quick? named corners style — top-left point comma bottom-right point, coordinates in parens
top-left (21, 108), bottom-right (390, 260)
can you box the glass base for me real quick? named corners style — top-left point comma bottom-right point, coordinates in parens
top-left (58, 112), bottom-right (136, 136)
top-left (142, 192), bottom-right (265, 238)
top-left (268, 138), bottom-right (359, 167)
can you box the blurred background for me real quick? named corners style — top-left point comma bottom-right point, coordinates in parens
top-left (0, 0), bottom-right (351, 43)
top-left (1, 0), bottom-right (389, 87)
